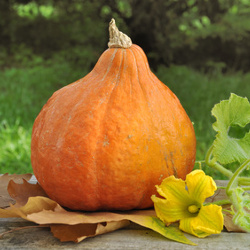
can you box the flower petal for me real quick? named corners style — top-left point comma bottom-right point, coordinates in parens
top-left (186, 170), bottom-right (217, 203)
top-left (179, 204), bottom-right (224, 238)
top-left (156, 175), bottom-right (191, 204)
top-left (151, 195), bottom-right (191, 225)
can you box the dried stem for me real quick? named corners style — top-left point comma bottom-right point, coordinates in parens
top-left (108, 18), bottom-right (132, 49)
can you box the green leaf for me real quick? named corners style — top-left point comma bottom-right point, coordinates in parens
top-left (229, 187), bottom-right (250, 233)
top-left (211, 93), bottom-right (250, 164)
top-left (127, 215), bottom-right (196, 245)
top-left (225, 159), bottom-right (250, 232)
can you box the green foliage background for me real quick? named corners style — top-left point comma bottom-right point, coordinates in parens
top-left (1, 0), bottom-right (250, 178)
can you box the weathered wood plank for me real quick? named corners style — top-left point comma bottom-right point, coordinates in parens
top-left (1, 176), bottom-right (249, 248)
top-left (0, 217), bottom-right (250, 249)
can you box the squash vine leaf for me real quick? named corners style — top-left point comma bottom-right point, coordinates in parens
top-left (208, 93), bottom-right (250, 233)
top-left (211, 93), bottom-right (250, 164)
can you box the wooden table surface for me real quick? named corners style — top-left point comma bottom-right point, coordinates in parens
top-left (1, 217), bottom-right (250, 249)
top-left (1, 176), bottom-right (249, 249)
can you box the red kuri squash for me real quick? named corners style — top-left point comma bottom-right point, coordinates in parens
top-left (31, 19), bottom-right (196, 211)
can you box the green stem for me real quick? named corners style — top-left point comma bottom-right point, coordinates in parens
top-left (212, 161), bottom-right (233, 178)
top-left (205, 145), bottom-right (233, 178)
top-left (205, 145), bottom-right (214, 164)
top-left (238, 177), bottom-right (250, 186)
top-left (238, 177), bottom-right (250, 182)
top-left (195, 160), bottom-right (205, 170)
top-left (195, 160), bottom-right (205, 164)
top-left (222, 209), bottom-right (234, 215)
top-left (226, 159), bottom-right (250, 193)
top-left (205, 199), bottom-right (231, 206)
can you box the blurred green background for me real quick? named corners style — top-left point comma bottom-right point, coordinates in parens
top-left (1, 0), bottom-right (250, 178)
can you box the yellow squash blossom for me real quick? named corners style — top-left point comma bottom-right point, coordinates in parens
top-left (151, 170), bottom-right (224, 238)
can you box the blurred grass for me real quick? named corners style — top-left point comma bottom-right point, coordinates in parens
top-left (1, 62), bottom-right (250, 179)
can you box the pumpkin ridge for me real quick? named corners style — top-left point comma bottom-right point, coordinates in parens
top-left (57, 61), bottom-right (122, 209)
top-left (114, 49), bottom-right (125, 87)
top-left (125, 49), bottom-right (133, 99)
top-left (66, 56), bottom-right (125, 209)
top-left (131, 45), bottom-right (169, 98)
top-left (131, 45), bottom-right (151, 70)
top-left (128, 46), bottom-right (159, 206)
top-left (131, 45), bottom-right (174, 124)
top-left (131, 45), bottom-right (166, 97)
top-left (93, 48), bottom-right (125, 209)
top-left (129, 46), bottom-right (160, 132)
top-left (100, 49), bottom-right (118, 81)
top-left (129, 47), bottom-right (152, 108)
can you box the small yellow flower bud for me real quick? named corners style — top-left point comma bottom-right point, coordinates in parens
top-left (188, 204), bottom-right (199, 214)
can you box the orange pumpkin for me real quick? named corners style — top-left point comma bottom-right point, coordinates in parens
top-left (31, 19), bottom-right (196, 211)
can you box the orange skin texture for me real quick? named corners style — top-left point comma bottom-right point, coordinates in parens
top-left (31, 44), bottom-right (196, 211)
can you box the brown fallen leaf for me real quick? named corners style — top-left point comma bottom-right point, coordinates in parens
top-left (0, 173), bottom-right (32, 208)
top-left (0, 176), bottom-right (195, 245)
top-left (0, 196), bottom-right (58, 219)
top-left (50, 220), bottom-right (131, 243)
top-left (27, 203), bottom-right (156, 225)
top-left (8, 179), bottom-right (48, 206)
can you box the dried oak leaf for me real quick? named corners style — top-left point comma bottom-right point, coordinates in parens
top-left (50, 221), bottom-right (130, 243)
top-left (29, 206), bottom-right (194, 245)
top-left (8, 178), bottom-right (48, 206)
top-left (0, 173), bottom-right (32, 208)
top-left (0, 177), bottom-right (194, 245)
top-left (0, 196), bottom-right (58, 219)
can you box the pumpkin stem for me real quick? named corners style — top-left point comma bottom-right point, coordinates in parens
top-left (108, 18), bottom-right (132, 49)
